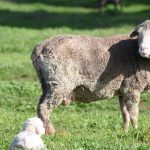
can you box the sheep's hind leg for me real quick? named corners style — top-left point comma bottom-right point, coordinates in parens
top-left (119, 95), bottom-right (130, 132)
top-left (37, 84), bottom-right (63, 134)
top-left (37, 94), bottom-right (55, 134)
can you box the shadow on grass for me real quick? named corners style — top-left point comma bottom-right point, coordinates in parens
top-left (3, 0), bottom-right (99, 8)
top-left (3, 0), bottom-right (150, 8)
top-left (0, 9), bottom-right (149, 29)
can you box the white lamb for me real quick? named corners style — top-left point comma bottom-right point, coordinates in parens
top-left (9, 117), bottom-right (47, 150)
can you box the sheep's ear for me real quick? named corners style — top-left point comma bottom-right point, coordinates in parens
top-left (129, 22), bottom-right (146, 38)
top-left (129, 30), bottom-right (139, 38)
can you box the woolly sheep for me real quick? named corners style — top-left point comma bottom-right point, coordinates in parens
top-left (31, 20), bottom-right (150, 134)
top-left (9, 117), bottom-right (47, 150)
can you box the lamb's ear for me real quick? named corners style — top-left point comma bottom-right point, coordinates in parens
top-left (129, 29), bottom-right (139, 38)
top-left (35, 124), bottom-right (45, 135)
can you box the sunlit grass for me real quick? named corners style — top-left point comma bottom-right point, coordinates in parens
top-left (0, 0), bottom-right (150, 149)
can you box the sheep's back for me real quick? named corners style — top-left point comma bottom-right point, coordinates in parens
top-left (32, 34), bottom-right (149, 101)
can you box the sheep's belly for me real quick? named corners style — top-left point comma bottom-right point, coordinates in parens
top-left (73, 77), bottom-right (122, 103)
top-left (73, 88), bottom-right (118, 103)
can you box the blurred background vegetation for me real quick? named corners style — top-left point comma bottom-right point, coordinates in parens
top-left (0, 0), bottom-right (150, 149)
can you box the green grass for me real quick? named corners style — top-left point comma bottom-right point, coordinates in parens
top-left (0, 0), bottom-right (150, 149)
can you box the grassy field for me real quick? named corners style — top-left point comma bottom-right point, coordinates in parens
top-left (0, 0), bottom-right (150, 149)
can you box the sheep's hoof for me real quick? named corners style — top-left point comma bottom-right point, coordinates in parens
top-left (123, 127), bottom-right (129, 133)
top-left (62, 99), bottom-right (71, 106)
top-left (45, 123), bottom-right (55, 135)
top-left (132, 124), bottom-right (138, 129)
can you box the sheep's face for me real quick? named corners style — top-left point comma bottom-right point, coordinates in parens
top-left (138, 29), bottom-right (150, 58)
top-left (129, 20), bottom-right (150, 59)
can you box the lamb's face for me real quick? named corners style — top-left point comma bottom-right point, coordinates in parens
top-left (129, 20), bottom-right (150, 59)
top-left (23, 117), bottom-right (45, 136)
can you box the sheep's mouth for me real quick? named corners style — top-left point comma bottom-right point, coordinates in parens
top-left (139, 53), bottom-right (150, 59)
top-left (139, 50), bottom-right (150, 59)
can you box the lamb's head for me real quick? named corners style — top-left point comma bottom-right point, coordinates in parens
top-left (23, 117), bottom-right (45, 136)
top-left (129, 20), bottom-right (150, 59)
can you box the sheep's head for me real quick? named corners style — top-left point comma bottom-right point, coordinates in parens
top-left (129, 20), bottom-right (150, 59)
top-left (23, 117), bottom-right (45, 136)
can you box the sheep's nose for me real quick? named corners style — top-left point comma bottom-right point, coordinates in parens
top-left (140, 51), bottom-right (147, 56)
top-left (140, 46), bottom-right (149, 51)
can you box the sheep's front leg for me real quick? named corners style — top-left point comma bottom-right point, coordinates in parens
top-left (126, 90), bottom-right (140, 129)
top-left (119, 96), bottom-right (130, 132)
top-left (119, 90), bottom-right (140, 131)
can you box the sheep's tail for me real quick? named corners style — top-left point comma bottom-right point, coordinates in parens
top-left (31, 45), bottom-right (43, 71)
top-left (31, 45), bottom-right (47, 95)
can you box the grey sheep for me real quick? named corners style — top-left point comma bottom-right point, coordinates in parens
top-left (31, 20), bottom-right (150, 134)
top-left (98, 0), bottom-right (123, 14)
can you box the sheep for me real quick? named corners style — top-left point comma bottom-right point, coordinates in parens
top-left (98, 0), bottom-right (123, 14)
top-left (31, 20), bottom-right (150, 134)
top-left (9, 117), bottom-right (47, 150)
